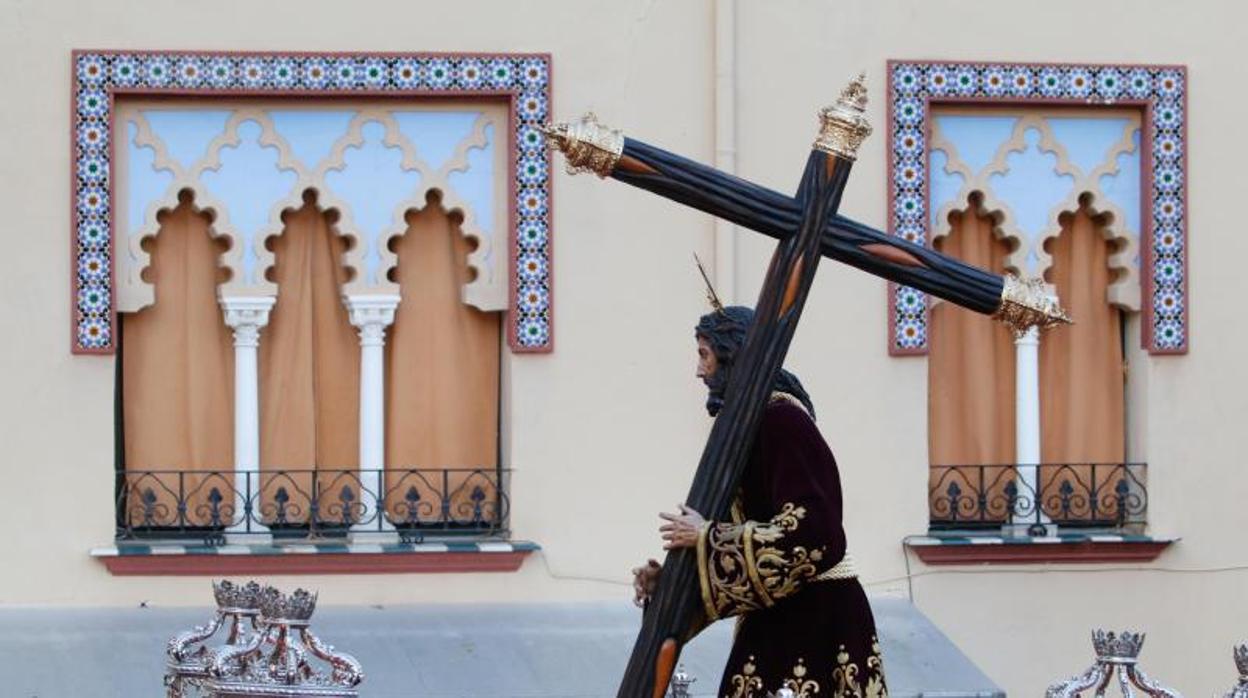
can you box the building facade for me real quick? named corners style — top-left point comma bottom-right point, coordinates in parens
top-left (1, 0), bottom-right (1245, 695)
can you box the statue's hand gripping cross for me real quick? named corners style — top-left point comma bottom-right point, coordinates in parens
top-left (542, 75), bottom-right (1069, 698)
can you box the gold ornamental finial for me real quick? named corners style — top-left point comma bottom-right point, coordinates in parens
top-left (540, 112), bottom-right (624, 178)
top-left (814, 72), bottom-right (873, 160)
top-left (993, 275), bottom-right (1073, 337)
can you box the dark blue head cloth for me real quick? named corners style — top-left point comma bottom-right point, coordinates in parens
top-left (695, 305), bottom-right (816, 419)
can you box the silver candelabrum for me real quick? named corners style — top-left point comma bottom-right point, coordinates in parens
top-left (1046, 630), bottom-right (1179, 698)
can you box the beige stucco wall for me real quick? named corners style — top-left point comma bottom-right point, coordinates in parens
top-left (1, 0), bottom-right (1247, 695)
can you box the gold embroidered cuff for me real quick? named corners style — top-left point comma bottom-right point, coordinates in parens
top-left (742, 521), bottom-right (773, 608)
top-left (699, 520), bottom-right (764, 620)
top-left (695, 503), bottom-right (829, 619)
top-left (696, 522), bottom-right (717, 621)
top-left (748, 506), bottom-right (823, 604)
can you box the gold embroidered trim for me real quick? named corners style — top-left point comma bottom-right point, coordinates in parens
top-left (701, 518), bottom-right (762, 620)
top-left (727, 655), bottom-right (764, 698)
top-left (814, 553), bottom-right (858, 581)
top-left (749, 503), bottom-right (824, 605)
top-left (724, 642), bottom-right (886, 698)
top-left (783, 658), bottom-right (821, 697)
top-left (832, 636), bottom-right (889, 698)
top-left (696, 522), bottom-right (716, 621)
top-left (697, 502), bottom-right (831, 618)
top-left (769, 390), bottom-right (811, 418)
top-left (742, 521), bottom-right (771, 607)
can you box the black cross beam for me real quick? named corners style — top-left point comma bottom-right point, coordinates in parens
top-left (544, 118), bottom-right (1073, 326)
top-left (543, 75), bottom-right (1067, 698)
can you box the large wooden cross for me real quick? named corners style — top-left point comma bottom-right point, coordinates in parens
top-left (543, 75), bottom-right (1068, 698)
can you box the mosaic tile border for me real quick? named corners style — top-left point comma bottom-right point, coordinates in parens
top-left (71, 50), bottom-right (554, 354)
top-left (886, 61), bottom-right (1187, 355)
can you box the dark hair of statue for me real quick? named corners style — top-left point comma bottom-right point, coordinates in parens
top-left (695, 305), bottom-right (816, 419)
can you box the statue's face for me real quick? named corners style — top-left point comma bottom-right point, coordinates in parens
top-left (696, 336), bottom-right (719, 385)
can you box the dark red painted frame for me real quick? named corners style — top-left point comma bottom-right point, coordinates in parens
top-left (98, 550), bottom-right (532, 576)
top-left (908, 540), bottom-right (1172, 565)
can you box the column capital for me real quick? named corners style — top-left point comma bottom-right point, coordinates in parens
top-left (1013, 325), bottom-right (1040, 346)
top-left (994, 275), bottom-right (1070, 338)
top-left (344, 294), bottom-right (400, 347)
top-left (221, 296), bottom-right (276, 348)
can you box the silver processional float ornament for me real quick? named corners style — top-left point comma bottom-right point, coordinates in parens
top-left (158, 582), bottom-right (363, 698)
top-left (205, 585), bottom-right (363, 698)
top-left (1224, 642), bottom-right (1248, 698)
top-left (1046, 630), bottom-right (1179, 698)
top-left (666, 664), bottom-right (695, 697)
top-left (165, 580), bottom-right (265, 698)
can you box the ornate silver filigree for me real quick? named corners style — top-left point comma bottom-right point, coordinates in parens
top-left (1224, 642), bottom-right (1248, 698)
top-left (211, 580), bottom-right (266, 616)
top-left (813, 73), bottom-right (873, 161)
top-left (1091, 629), bottom-right (1146, 663)
top-left (1046, 630), bottom-right (1180, 698)
top-left (541, 112), bottom-right (624, 178)
top-left (258, 586), bottom-right (318, 625)
top-left (165, 581), bottom-right (265, 698)
top-left (206, 586), bottom-right (363, 698)
top-left (667, 664), bottom-right (695, 698)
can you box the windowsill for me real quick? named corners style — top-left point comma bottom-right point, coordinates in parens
top-left (905, 532), bottom-right (1176, 565)
top-left (90, 540), bottom-right (539, 576)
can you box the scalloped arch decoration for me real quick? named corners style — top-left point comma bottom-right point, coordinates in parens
top-left (72, 50), bottom-right (553, 353)
top-left (112, 101), bottom-right (509, 322)
top-left (888, 61), bottom-right (1186, 355)
top-left (927, 110), bottom-right (1141, 312)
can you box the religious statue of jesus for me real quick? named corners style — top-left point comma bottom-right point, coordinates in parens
top-left (544, 74), bottom-right (1063, 697)
top-left (634, 303), bottom-right (888, 698)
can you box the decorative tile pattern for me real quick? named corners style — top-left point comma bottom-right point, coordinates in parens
top-left (887, 61), bottom-right (1187, 354)
top-left (71, 51), bottom-right (553, 353)
top-left (905, 533), bottom-right (1171, 547)
top-left (904, 533), bottom-right (1175, 563)
top-left (90, 540), bottom-right (541, 556)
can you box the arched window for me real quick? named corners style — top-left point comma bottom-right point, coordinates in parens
top-left (111, 95), bottom-right (518, 544)
top-left (924, 106), bottom-right (1143, 531)
top-left (928, 198), bottom-right (1016, 468)
top-left (257, 193), bottom-right (361, 528)
top-left (119, 192), bottom-right (233, 530)
top-left (384, 192), bottom-right (502, 531)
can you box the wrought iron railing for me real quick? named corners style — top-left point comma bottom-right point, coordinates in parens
top-left (116, 468), bottom-right (509, 545)
top-left (928, 463), bottom-right (1147, 532)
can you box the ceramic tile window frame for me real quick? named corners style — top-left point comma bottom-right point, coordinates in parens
top-left (71, 50), bottom-right (555, 354)
top-left (886, 60), bottom-right (1187, 355)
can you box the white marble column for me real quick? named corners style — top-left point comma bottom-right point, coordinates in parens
top-left (345, 294), bottom-right (400, 534)
top-left (995, 275), bottom-right (1068, 536)
top-left (1014, 325), bottom-right (1043, 530)
top-left (221, 296), bottom-right (275, 537)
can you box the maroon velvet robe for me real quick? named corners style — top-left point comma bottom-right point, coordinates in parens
top-left (695, 394), bottom-right (888, 698)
